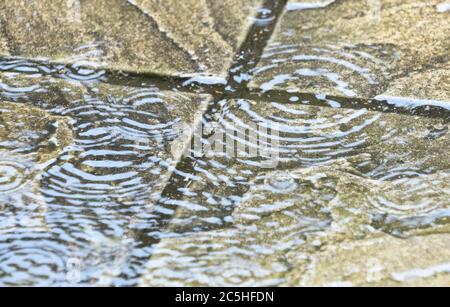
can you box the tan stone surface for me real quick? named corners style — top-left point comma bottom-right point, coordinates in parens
top-left (0, 101), bottom-right (74, 163)
top-left (294, 233), bottom-right (450, 287)
top-left (0, 0), bottom-right (262, 77)
top-left (0, 70), bottom-right (211, 207)
top-left (0, 19), bottom-right (9, 56)
top-left (379, 62), bottom-right (450, 101)
top-left (250, 0), bottom-right (450, 99)
top-left (158, 97), bottom-right (449, 234)
top-left (0, 101), bottom-right (75, 232)
top-left (139, 97), bottom-right (450, 286)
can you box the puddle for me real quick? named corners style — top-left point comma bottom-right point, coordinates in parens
top-left (437, 2), bottom-right (450, 12)
top-left (286, 1), bottom-right (337, 12)
top-left (250, 42), bottom-right (398, 97)
top-left (0, 0), bottom-right (449, 287)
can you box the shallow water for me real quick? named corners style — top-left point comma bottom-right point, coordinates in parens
top-left (0, 0), bottom-right (449, 286)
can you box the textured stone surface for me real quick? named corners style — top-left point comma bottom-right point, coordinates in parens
top-left (293, 233), bottom-right (450, 286)
top-left (140, 229), bottom-right (450, 287)
top-left (140, 148), bottom-right (450, 286)
top-left (0, 69), bottom-right (213, 286)
top-left (0, 70), bottom-right (211, 200)
top-left (0, 101), bottom-right (74, 163)
top-left (0, 0), bottom-right (262, 78)
top-left (139, 228), bottom-right (292, 287)
top-left (0, 19), bottom-right (9, 56)
top-left (379, 62), bottom-right (450, 101)
top-left (158, 98), bottom-right (449, 233)
top-left (0, 101), bottom-right (74, 233)
top-left (249, 0), bottom-right (450, 99)
top-left (140, 97), bottom-right (450, 286)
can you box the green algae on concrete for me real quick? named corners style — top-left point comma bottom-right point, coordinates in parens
top-left (249, 0), bottom-right (450, 99)
top-left (0, 0), bottom-right (262, 78)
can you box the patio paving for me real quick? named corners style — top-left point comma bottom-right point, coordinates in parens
top-left (0, 0), bottom-right (449, 287)
top-left (249, 0), bottom-right (450, 100)
top-left (0, 0), bottom-right (262, 78)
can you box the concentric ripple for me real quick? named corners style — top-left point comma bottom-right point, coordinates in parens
top-left (0, 233), bottom-right (69, 286)
top-left (58, 89), bottom-right (187, 147)
top-left (250, 43), bottom-right (398, 97)
top-left (41, 88), bottom-right (190, 207)
top-left (60, 42), bottom-right (108, 82)
top-left (155, 96), bottom-right (381, 234)
top-left (0, 160), bottom-right (29, 194)
top-left (141, 229), bottom-right (292, 287)
top-left (216, 99), bottom-right (382, 166)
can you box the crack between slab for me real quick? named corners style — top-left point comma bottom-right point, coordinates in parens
top-left (125, 0), bottom-right (202, 73)
top-left (137, 0), bottom-right (289, 243)
top-left (136, 0), bottom-right (450, 273)
top-left (0, 0), bottom-right (448, 285)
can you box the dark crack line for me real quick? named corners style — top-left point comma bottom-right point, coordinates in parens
top-left (226, 0), bottom-right (289, 89)
top-left (145, 0), bottom-right (449, 255)
top-left (228, 88), bottom-right (450, 120)
top-left (142, 0), bottom-right (290, 241)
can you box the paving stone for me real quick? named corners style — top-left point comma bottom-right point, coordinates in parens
top-left (378, 62), bottom-right (450, 102)
top-left (291, 233), bottom-right (450, 286)
top-left (154, 98), bottom-right (449, 249)
top-left (139, 155), bottom-right (450, 286)
top-left (140, 227), bottom-right (450, 286)
top-left (0, 101), bottom-right (74, 163)
top-left (140, 155), bottom-right (450, 286)
top-left (0, 0), bottom-right (262, 78)
top-left (0, 20), bottom-right (9, 56)
top-left (0, 101), bottom-right (74, 233)
top-left (0, 69), bottom-right (213, 284)
top-left (139, 93), bottom-right (450, 285)
top-left (249, 0), bottom-right (450, 100)
top-left (139, 228), bottom-right (295, 287)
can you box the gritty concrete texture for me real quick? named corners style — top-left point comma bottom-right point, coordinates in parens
top-left (379, 61), bottom-right (450, 101)
top-left (140, 155), bottom-right (450, 286)
top-left (0, 20), bottom-right (9, 56)
top-left (0, 0), bottom-right (262, 78)
top-left (0, 101), bottom-right (74, 163)
top-left (1, 0), bottom-right (449, 287)
top-left (158, 98), bottom-right (449, 234)
top-left (0, 101), bottom-right (74, 233)
top-left (292, 233), bottom-right (450, 286)
top-left (250, 0), bottom-right (450, 99)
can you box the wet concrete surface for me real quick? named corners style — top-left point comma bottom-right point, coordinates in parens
top-left (0, 0), bottom-right (449, 286)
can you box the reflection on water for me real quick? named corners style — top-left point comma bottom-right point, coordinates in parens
top-left (0, 53), bottom-right (449, 285)
top-left (0, 58), bottom-right (210, 285)
top-left (0, 1), bottom-right (449, 287)
top-left (251, 42), bottom-right (398, 97)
